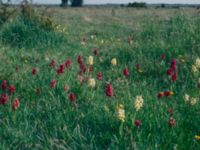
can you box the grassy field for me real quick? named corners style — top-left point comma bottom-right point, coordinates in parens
top-left (0, 6), bottom-right (200, 149)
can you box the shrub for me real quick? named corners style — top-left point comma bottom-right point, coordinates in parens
top-left (71, 0), bottom-right (83, 7)
top-left (127, 2), bottom-right (147, 8)
top-left (0, 4), bottom-right (16, 25)
top-left (61, 0), bottom-right (68, 7)
top-left (0, 0), bottom-right (67, 48)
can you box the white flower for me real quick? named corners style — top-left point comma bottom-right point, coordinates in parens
top-left (195, 57), bottom-right (200, 69)
top-left (192, 65), bottom-right (198, 73)
top-left (117, 104), bottom-right (125, 122)
top-left (183, 94), bottom-right (190, 102)
top-left (111, 58), bottom-right (117, 66)
top-left (88, 78), bottom-right (96, 88)
top-left (87, 56), bottom-right (94, 65)
top-left (134, 95), bottom-right (144, 111)
top-left (190, 97), bottom-right (197, 106)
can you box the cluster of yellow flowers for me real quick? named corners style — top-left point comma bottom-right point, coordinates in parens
top-left (87, 56), bottom-right (94, 65)
top-left (183, 94), bottom-right (198, 106)
top-left (192, 57), bottom-right (200, 73)
top-left (134, 95), bottom-right (144, 111)
top-left (195, 135), bottom-right (200, 140)
top-left (111, 58), bottom-right (117, 66)
top-left (116, 104), bottom-right (125, 122)
top-left (88, 78), bottom-right (96, 88)
top-left (55, 24), bottom-right (67, 35)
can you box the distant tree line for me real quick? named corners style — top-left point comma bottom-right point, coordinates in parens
top-left (127, 2), bottom-right (147, 8)
top-left (61, 0), bottom-right (83, 7)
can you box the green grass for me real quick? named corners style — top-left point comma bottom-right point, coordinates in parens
top-left (0, 7), bottom-right (200, 149)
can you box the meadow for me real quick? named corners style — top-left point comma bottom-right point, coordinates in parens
top-left (0, 6), bottom-right (200, 149)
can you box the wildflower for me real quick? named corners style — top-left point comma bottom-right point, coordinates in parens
top-left (161, 53), bottom-right (166, 60)
top-left (168, 108), bottom-right (174, 115)
top-left (195, 57), bottom-right (200, 68)
top-left (192, 65), bottom-right (198, 73)
top-left (65, 59), bottom-right (71, 68)
top-left (12, 98), bottom-right (20, 111)
top-left (172, 73), bottom-right (177, 82)
top-left (57, 64), bottom-right (65, 75)
top-left (88, 78), bottom-right (96, 88)
top-left (45, 57), bottom-right (50, 62)
top-left (1, 80), bottom-right (7, 90)
top-left (9, 85), bottom-right (15, 95)
top-left (157, 92), bottom-right (165, 99)
top-left (32, 68), bottom-right (37, 75)
top-left (69, 93), bottom-right (76, 102)
top-left (0, 93), bottom-right (8, 105)
top-left (87, 56), bottom-right (94, 65)
top-left (50, 80), bottom-right (57, 88)
top-left (136, 64), bottom-right (140, 70)
top-left (111, 58), bottom-right (117, 66)
top-left (97, 72), bottom-right (103, 80)
top-left (91, 35), bottom-right (95, 39)
top-left (50, 60), bottom-right (56, 68)
top-left (171, 59), bottom-right (177, 72)
top-left (78, 74), bottom-right (83, 83)
top-left (80, 63), bottom-right (87, 73)
top-left (164, 91), bottom-right (174, 97)
top-left (123, 68), bottom-right (129, 76)
top-left (106, 84), bottom-right (114, 97)
top-left (166, 68), bottom-right (172, 76)
top-left (135, 64), bottom-right (142, 73)
top-left (135, 120), bottom-right (141, 127)
top-left (190, 97), bottom-right (197, 106)
top-left (93, 48), bottom-right (99, 56)
top-left (134, 95), bottom-right (144, 111)
top-left (88, 66), bottom-right (92, 72)
top-left (183, 94), bottom-right (190, 102)
top-left (169, 117), bottom-right (176, 127)
top-left (77, 54), bottom-right (83, 65)
top-left (195, 135), bottom-right (200, 140)
top-left (64, 85), bottom-right (70, 92)
top-left (117, 104), bottom-right (125, 122)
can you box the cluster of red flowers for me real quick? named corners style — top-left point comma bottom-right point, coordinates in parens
top-left (167, 108), bottom-right (176, 127)
top-left (169, 117), bottom-right (176, 127)
top-left (166, 59), bottom-right (177, 82)
top-left (1, 80), bottom-right (15, 96)
top-left (32, 68), bottom-right (37, 75)
top-left (50, 80), bottom-right (57, 88)
top-left (157, 91), bottom-right (174, 99)
top-left (123, 68), bottom-right (129, 77)
top-left (135, 119), bottom-right (141, 127)
top-left (49, 59), bottom-right (72, 76)
top-left (93, 48), bottom-right (99, 56)
top-left (161, 53), bottom-right (166, 60)
top-left (50, 60), bottom-right (56, 68)
top-left (47, 51), bottom-right (102, 103)
top-left (0, 80), bottom-right (20, 110)
top-left (57, 64), bottom-right (65, 75)
top-left (97, 72), bottom-right (103, 81)
top-left (106, 84), bottom-right (114, 97)
top-left (77, 54), bottom-right (87, 73)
